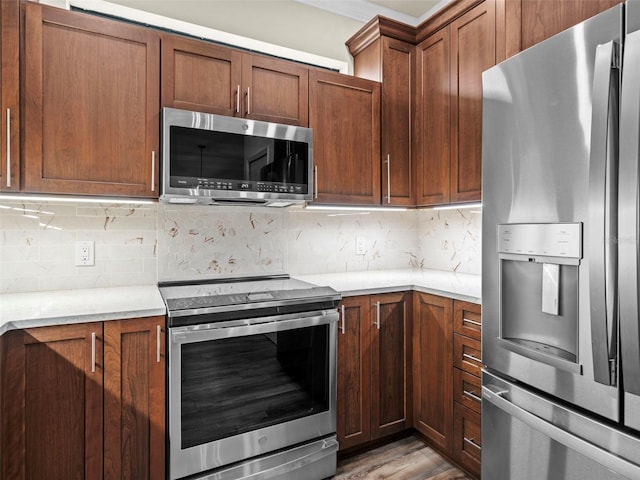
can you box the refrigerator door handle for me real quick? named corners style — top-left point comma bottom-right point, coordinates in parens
top-left (483, 385), bottom-right (640, 479)
top-left (588, 40), bottom-right (619, 386)
top-left (619, 30), bottom-right (640, 396)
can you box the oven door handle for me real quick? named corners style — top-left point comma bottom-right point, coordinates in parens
top-left (171, 311), bottom-right (339, 344)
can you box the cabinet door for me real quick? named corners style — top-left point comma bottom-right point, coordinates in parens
top-left (161, 35), bottom-right (242, 116)
top-left (370, 292), bottom-right (412, 439)
top-left (413, 292), bottom-right (453, 451)
top-left (450, 0), bottom-right (496, 203)
top-left (337, 296), bottom-right (372, 451)
top-left (0, 0), bottom-right (19, 191)
top-left (520, 0), bottom-right (623, 51)
top-left (415, 27), bottom-right (451, 206)
top-left (309, 69), bottom-right (381, 205)
top-left (242, 54), bottom-right (309, 126)
top-left (24, 4), bottom-right (160, 197)
top-left (381, 38), bottom-right (415, 206)
top-left (104, 317), bottom-right (165, 480)
top-left (1, 324), bottom-right (103, 480)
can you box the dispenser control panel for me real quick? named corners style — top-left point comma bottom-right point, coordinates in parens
top-left (497, 223), bottom-right (582, 259)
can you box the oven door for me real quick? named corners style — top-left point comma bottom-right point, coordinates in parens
top-left (168, 309), bottom-right (337, 480)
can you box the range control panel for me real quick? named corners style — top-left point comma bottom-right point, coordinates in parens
top-left (497, 223), bottom-right (582, 259)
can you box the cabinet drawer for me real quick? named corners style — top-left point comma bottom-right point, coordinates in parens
top-left (453, 401), bottom-right (481, 477)
top-left (453, 368), bottom-right (481, 414)
top-left (453, 334), bottom-right (482, 377)
top-left (453, 300), bottom-right (481, 340)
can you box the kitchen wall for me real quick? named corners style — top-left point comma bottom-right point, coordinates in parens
top-left (0, 199), bottom-right (481, 293)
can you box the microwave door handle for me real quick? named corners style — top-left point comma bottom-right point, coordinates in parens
top-left (619, 31), bottom-right (640, 395)
top-left (589, 40), bottom-right (618, 386)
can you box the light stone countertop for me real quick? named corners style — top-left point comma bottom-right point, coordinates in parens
top-left (293, 268), bottom-right (481, 304)
top-left (0, 269), bottom-right (480, 335)
top-left (0, 285), bottom-right (166, 335)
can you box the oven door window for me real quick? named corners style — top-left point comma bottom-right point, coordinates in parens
top-left (180, 324), bottom-right (329, 449)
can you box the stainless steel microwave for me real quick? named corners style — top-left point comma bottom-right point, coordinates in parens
top-left (160, 107), bottom-right (313, 207)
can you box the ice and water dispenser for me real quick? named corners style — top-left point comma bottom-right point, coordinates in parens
top-left (497, 223), bottom-right (582, 372)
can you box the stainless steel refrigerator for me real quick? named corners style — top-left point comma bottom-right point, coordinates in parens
top-left (482, 1), bottom-right (640, 478)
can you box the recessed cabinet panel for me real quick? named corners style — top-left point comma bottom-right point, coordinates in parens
top-left (450, 0), bottom-right (496, 202)
top-left (0, 0), bottom-right (20, 192)
top-left (162, 35), bottom-right (242, 116)
top-left (416, 28), bottom-right (451, 206)
top-left (310, 70), bottom-right (381, 205)
top-left (24, 4), bottom-right (159, 196)
top-left (413, 292), bottom-right (452, 451)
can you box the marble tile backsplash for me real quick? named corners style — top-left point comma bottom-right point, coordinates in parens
top-left (0, 200), bottom-right (158, 293)
top-left (157, 204), bottom-right (286, 281)
top-left (287, 208), bottom-right (419, 275)
top-left (0, 199), bottom-right (482, 293)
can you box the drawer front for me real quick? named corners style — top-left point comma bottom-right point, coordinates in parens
top-left (453, 402), bottom-right (481, 477)
top-left (453, 334), bottom-right (482, 377)
top-left (453, 368), bottom-right (481, 414)
top-left (453, 300), bottom-right (481, 340)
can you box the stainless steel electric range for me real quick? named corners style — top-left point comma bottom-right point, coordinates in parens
top-left (159, 275), bottom-right (341, 480)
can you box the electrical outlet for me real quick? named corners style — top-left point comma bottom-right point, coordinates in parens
top-left (75, 240), bottom-right (95, 266)
top-left (356, 236), bottom-right (366, 255)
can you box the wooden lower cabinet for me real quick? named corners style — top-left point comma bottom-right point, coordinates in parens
top-left (337, 292), bottom-right (412, 451)
top-left (412, 292), bottom-right (453, 451)
top-left (413, 294), bottom-right (482, 478)
top-left (0, 317), bottom-right (165, 480)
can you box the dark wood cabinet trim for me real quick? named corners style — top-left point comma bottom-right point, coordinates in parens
top-left (346, 15), bottom-right (416, 56)
top-left (416, 0), bottom-right (485, 43)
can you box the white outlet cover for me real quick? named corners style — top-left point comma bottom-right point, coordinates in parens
top-left (75, 240), bottom-right (95, 266)
top-left (356, 236), bottom-right (366, 255)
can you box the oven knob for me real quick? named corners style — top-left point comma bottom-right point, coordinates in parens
top-left (258, 435), bottom-right (267, 446)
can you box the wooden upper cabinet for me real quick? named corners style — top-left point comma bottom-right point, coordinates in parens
top-left (0, 0), bottom-right (19, 192)
top-left (161, 35), bottom-right (242, 117)
top-left (415, 27), bottom-right (451, 206)
top-left (450, 0), bottom-right (495, 203)
top-left (349, 26), bottom-right (415, 207)
top-left (242, 54), bottom-right (309, 126)
top-left (23, 3), bottom-right (160, 197)
top-left (380, 38), bottom-right (415, 206)
top-left (162, 35), bottom-right (308, 126)
top-left (309, 69), bottom-right (381, 205)
top-left (520, 0), bottom-right (623, 51)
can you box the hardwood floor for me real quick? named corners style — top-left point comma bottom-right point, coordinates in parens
top-left (334, 435), bottom-right (473, 480)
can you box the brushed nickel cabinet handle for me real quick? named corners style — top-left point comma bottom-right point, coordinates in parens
top-left (386, 154), bottom-right (391, 204)
top-left (463, 436), bottom-right (481, 451)
top-left (463, 389), bottom-right (482, 403)
top-left (151, 151), bottom-right (156, 192)
top-left (340, 305), bottom-right (346, 335)
top-left (236, 84), bottom-right (240, 113)
top-left (91, 332), bottom-right (96, 373)
top-left (463, 352), bottom-right (482, 365)
top-left (156, 325), bottom-right (161, 363)
top-left (375, 301), bottom-right (381, 330)
top-left (246, 87), bottom-right (251, 115)
top-left (6, 109), bottom-right (10, 187)
top-left (463, 317), bottom-right (482, 327)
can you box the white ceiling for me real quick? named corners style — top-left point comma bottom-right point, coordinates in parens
top-left (297, 0), bottom-right (450, 25)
